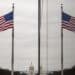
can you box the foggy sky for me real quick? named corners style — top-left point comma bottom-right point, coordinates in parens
top-left (0, 0), bottom-right (75, 72)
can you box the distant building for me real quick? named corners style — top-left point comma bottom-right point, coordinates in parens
top-left (28, 63), bottom-right (35, 75)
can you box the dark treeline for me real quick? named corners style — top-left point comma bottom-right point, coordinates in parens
top-left (48, 66), bottom-right (75, 75)
top-left (0, 68), bottom-right (26, 75)
top-left (0, 66), bottom-right (75, 75)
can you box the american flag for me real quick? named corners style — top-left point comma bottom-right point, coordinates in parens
top-left (62, 12), bottom-right (75, 31)
top-left (0, 11), bottom-right (13, 32)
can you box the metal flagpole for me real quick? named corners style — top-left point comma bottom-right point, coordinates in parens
top-left (61, 4), bottom-right (64, 75)
top-left (38, 0), bottom-right (41, 75)
top-left (11, 3), bottom-right (14, 75)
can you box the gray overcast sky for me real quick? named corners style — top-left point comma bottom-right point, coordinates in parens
top-left (0, 0), bottom-right (75, 72)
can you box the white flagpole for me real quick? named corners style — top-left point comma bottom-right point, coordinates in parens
top-left (61, 4), bottom-right (64, 75)
top-left (46, 0), bottom-right (48, 74)
top-left (11, 3), bottom-right (14, 75)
